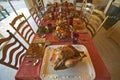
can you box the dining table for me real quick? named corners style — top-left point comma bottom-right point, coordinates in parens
top-left (15, 2), bottom-right (111, 80)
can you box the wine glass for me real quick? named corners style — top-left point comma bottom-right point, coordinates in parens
top-left (73, 32), bottom-right (79, 44)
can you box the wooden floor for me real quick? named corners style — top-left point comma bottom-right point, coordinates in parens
top-left (93, 27), bottom-right (120, 80)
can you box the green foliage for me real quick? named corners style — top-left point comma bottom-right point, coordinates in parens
top-left (38, 26), bottom-right (49, 34)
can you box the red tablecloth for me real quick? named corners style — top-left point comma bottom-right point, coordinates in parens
top-left (15, 33), bottom-right (111, 80)
top-left (15, 57), bottom-right (42, 80)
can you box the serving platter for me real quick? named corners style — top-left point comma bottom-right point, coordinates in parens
top-left (40, 45), bottom-right (95, 80)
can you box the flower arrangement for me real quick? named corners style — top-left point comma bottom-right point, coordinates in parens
top-left (37, 26), bottom-right (49, 34)
top-left (54, 24), bottom-right (69, 40)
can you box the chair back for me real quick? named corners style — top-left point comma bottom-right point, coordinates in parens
top-left (9, 13), bottom-right (35, 45)
top-left (29, 7), bottom-right (42, 27)
top-left (82, 3), bottom-right (94, 18)
top-left (82, 9), bottom-right (107, 38)
top-left (36, 0), bottom-right (44, 10)
top-left (0, 30), bottom-right (27, 69)
top-left (31, 0), bottom-right (45, 17)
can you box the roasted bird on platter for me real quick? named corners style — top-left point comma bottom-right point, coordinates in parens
top-left (50, 45), bottom-right (86, 70)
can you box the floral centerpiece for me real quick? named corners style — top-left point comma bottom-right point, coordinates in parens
top-left (53, 23), bottom-right (70, 41)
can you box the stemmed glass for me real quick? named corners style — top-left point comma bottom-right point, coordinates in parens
top-left (69, 25), bottom-right (79, 44)
top-left (73, 32), bottom-right (79, 44)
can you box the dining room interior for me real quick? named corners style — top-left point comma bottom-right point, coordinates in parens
top-left (0, 0), bottom-right (120, 80)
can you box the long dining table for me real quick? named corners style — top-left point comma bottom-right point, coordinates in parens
top-left (15, 2), bottom-right (111, 80)
top-left (15, 33), bottom-right (111, 80)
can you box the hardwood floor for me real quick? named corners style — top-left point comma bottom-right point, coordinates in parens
top-left (93, 27), bottom-right (120, 80)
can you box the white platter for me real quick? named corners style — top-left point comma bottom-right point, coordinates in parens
top-left (40, 45), bottom-right (95, 80)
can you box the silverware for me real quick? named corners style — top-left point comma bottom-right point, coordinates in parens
top-left (33, 59), bottom-right (39, 66)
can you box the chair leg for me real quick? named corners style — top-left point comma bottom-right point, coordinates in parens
top-left (3, 9), bottom-right (10, 16)
top-left (0, 10), bottom-right (6, 18)
top-left (0, 9), bottom-right (9, 19)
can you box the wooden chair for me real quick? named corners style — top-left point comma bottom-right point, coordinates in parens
top-left (82, 9), bottom-right (107, 38)
top-left (0, 30), bottom-right (27, 69)
top-left (82, 3), bottom-right (95, 19)
top-left (35, 0), bottom-right (46, 17)
top-left (9, 13), bottom-right (35, 45)
top-left (76, 0), bottom-right (94, 13)
top-left (36, 0), bottom-right (44, 9)
top-left (29, 7), bottom-right (42, 27)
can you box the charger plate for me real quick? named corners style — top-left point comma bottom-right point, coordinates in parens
top-left (40, 45), bottom-right (95, 80)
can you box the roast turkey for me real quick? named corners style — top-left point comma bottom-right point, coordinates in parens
top-left (50, 45), bottom-right (86, 70)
